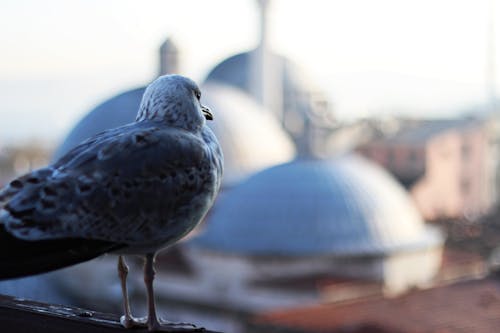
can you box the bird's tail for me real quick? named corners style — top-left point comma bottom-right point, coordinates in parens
top-left (0, 224), bottom-right (122, 280)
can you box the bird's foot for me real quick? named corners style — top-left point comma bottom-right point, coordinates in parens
top-left (120, 315), bottom-right (147, 328)
top-left (120, 316), bottom-right (203, 332)
top-left (147, 318), bottom-right (205, 332)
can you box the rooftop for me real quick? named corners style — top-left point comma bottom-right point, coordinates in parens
top-left (251, 277), bottom-right (500, 333)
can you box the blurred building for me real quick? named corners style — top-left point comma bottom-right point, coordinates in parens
top-left (357, 118), bottom-right (496, 221)
top-left (249, 276), bottom-right (500, 333)
top-left (188, 155), bottom-right (442, 296)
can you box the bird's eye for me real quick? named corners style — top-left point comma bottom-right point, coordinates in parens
top-left (195, 91), bottom-right (201, 100)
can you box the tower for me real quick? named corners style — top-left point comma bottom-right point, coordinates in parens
top-left (159, 38), bottom-right (179, 76)
top-left (250, 0), bottom-right (283, 121)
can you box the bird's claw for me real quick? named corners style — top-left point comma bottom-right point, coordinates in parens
top-left (120, 315), bottom-right (147, 328)
top-left (120, 315), bottom-right (204, 332)
top-left (159, 319), bottom-right (197, 328)
top-left (150, 318), bottom-right (205, 332)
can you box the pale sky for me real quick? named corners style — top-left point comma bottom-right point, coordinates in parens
top-left (0, 0), bottom-right (498, 143)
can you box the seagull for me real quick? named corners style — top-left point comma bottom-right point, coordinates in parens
top-left (0, 75), bottom-right (223, 331)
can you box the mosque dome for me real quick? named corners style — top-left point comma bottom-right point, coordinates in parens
top-left (205, 50), bottom-right (323, 119)
top-left (53, 81), bottom-right (295, 186)
top-left (206, 50), bottom-right (310, 95)
top-left (205, 51), bottom-right (252, 92)
top-left (191, 154), bottom-right (443, 256)
top-left (201, 82), bottom-right (295, 185)
top-left (205, 50), bottom-right (335, 156)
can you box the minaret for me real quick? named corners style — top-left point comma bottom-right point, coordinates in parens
top-left (251, 0), bottom-right (283, 121)
top-left (159, 38), bottom-right (179, 76)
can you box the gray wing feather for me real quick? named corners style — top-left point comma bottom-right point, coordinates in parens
top-left (1, 121), bottom-right (217, 244)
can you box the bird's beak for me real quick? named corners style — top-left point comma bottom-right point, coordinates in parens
top-left (202, 105), bottom-right (213, 120)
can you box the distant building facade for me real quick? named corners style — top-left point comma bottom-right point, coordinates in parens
top-left (358, 119), bottom-right (496, 221)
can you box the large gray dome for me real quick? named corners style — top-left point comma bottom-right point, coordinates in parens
top-left (201, 82), bottom-right (295, 185)
top-left (191, 154), bottom-right (443, 256)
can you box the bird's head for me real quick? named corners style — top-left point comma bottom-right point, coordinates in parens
top-left (136, 74), bottom-right (213, 131)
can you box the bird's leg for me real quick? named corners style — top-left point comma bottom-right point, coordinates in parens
top-left (144, 252), bottom-right (161, 331)
top-left (118, 255), bottom-right (145, 328)
top-left (143, 253), bottom-right (200, 332)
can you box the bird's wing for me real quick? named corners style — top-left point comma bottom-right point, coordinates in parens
top-left (52, 122), bottom-right (139, 169)
top-left (0, 167), bottom-right (122, 280)
top-left (0, 222), bottom-right (121, 280)
top-left (1, 121), bottom-right (218, 244)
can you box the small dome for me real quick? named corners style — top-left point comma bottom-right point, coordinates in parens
top-left (201, 82), bottom-right (295, 185)
top-left (205, 52), bottom-right (252, 92)
top-left (205, 49), bottom-right (335, 157)
top-left (191, 154), bottom-right (442, 256)
top-left (205, 50), bottom-right (315, 106)
top-left (53, 82), bottom-right (295, 186)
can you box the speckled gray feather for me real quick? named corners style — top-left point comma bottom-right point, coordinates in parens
top-left (0, 75), bottom-right (223, 258)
